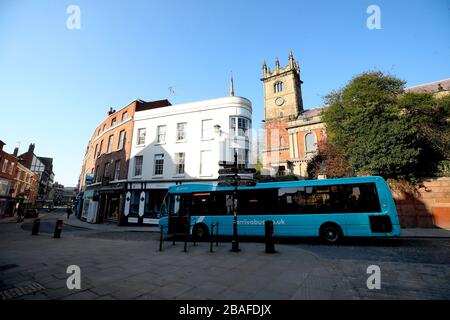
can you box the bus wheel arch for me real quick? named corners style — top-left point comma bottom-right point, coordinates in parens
top-left (319, 222), bottom-right (343, 244)
top-left (192, 223), bottom-right (210, 241)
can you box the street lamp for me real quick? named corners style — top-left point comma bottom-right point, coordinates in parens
top-left (214, 124), bottom-right (222, 136)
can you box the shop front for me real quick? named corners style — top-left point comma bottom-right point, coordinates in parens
top-left (97, 183), bottom-right (125, 224)
top-left (81, 189), bottom-right (98, 223)
top-left (0, 178), bottom-right (15, 218)
top-left (123, 182), bottom-right (170, 225)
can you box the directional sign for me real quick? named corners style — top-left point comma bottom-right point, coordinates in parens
top-left (218, 180), bottom-right (257, 187)
top-left (219, 168), bottom-right (238, 175)
top-left (218, 174), bottom-right (254, 181)
top-left (239, 168), bottom-right (256, 174)
top-left (218, 168), bottom-right (257, 175)
top-left (218, 161), bottom-right (236, 167)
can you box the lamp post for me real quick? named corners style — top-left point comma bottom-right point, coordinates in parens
top-left (216, 124), bottom-right (240, 252)
top-left (231, 152), bottom-right (240, 252)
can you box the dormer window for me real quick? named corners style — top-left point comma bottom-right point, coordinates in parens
top-left (274, 81), bottom-right (283, 93)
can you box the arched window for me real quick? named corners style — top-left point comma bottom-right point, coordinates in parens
top-left (305, 132), bottom-right (317, 153)
top-left (274, 81), bottom-right (283, 93)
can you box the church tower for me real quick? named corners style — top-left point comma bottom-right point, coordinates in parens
top-left (261, 50), bottom-right (304, 121)
top-left (261, 51), bottom-right (305, 176)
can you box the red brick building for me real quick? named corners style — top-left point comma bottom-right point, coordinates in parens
top-left (261, 51), bottom-right (326, 177)
top-left (261, 55), bottom-right (449, 179)
top-left (0, 140), bottom-right (19, 217)
top-left (78, 99), bottom-right (171, 224)
top-left (0, 141), bottom-right (39, 218)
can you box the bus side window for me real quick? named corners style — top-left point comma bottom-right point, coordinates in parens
top-left (169, 195), bottom-right (180, 216)
top-left (278, 185), bottom-right (345, 214)
top-left (180, 195), bottom-right (191, 216)
top-left (225, 194), bottom-right (233, 215)
top-left (212, 192), bottom-right (233, 215)
top-left (192, 193), bottom-right (211, 216)
top-left (237, 189), bottom-right (277, 215)
top-left (342, 183), bottom-right (381, 213)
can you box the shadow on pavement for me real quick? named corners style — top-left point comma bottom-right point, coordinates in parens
top-left (167, 234), bottom-right (420, 247)
top-left (20, 221), bottom-right (88, 234)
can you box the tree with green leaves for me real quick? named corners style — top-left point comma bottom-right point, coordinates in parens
top-left (321, 71), bottom-right (449, 180)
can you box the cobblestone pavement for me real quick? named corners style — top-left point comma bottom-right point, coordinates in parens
top-left (1, 211), bottom-right (449, 300)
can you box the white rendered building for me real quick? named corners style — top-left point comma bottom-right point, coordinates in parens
top-left (123, 91), bottom-right (252, 225)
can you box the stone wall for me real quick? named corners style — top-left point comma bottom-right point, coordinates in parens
top-left (391, 178), bottom-right (450, 229)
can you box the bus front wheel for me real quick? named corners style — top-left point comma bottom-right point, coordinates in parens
top-left (193, 223), bottom-right (209, 241)
top-left (320, 223), bottom-right (342, 244)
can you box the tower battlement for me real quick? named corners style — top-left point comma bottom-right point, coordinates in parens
top-left (261, 50), bottom-right (304, 121)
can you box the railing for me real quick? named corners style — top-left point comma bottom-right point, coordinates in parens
top-left (159, 221), bottom-right (220, 253)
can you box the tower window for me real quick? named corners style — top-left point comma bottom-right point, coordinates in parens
top-left (274, 81), bottom-right (283, 93)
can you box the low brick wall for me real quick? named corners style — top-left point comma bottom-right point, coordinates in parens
top-left (391, 178), bottom-right (450, 229)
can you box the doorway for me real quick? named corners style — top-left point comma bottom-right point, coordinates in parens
top-left (106, 195), bottom-right (120, 222)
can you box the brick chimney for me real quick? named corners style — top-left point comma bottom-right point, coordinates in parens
top-left (28, 143), bottom-right (35, 153)
top-left (13, 147), bottom-right (19, 156)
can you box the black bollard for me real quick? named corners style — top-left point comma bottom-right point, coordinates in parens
top-left (54, 219), bottom-right (63, 238)
top-left (265, 220), bottom-right (275, 253)
top-left (31, 219), bottom-right (40, 235)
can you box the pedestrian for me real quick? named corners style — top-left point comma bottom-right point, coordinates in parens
top-left (67, 204), bottom-right (73, 219)
top-left (16, 201), bottom-right (24, 223)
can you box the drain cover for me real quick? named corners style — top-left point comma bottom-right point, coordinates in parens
top-left (0, 282), bottom-right (46, 300)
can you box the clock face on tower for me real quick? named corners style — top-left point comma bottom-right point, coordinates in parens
top-left (275, 97), bottom-right (285, 106)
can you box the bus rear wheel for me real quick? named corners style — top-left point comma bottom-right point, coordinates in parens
top-left (193, 223), bottom-right (209, 241)
top-left (320, 224), bottom-right (342, 244)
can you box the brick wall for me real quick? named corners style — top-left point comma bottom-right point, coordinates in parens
top-left (392, 178), bottom-right (450, 229)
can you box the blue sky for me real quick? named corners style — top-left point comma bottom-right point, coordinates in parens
top-left (1, 0), bottom-right (449, 186)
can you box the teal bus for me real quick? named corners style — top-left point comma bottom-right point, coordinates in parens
top-left (159, 176), bottom-right (400, 243)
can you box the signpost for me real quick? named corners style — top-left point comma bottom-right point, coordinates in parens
top-left (218, 154), bottom-right (256, 252)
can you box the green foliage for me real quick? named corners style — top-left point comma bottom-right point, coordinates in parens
top-left (436, 160), bottom-right (450, 177)
top-left (254, 159), bottom-right (263, 174)
top-left (322, 71), bottom-right (449, 180)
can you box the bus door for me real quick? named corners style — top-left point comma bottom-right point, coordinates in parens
top-left (168, 194), bottom-right (191, 234)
